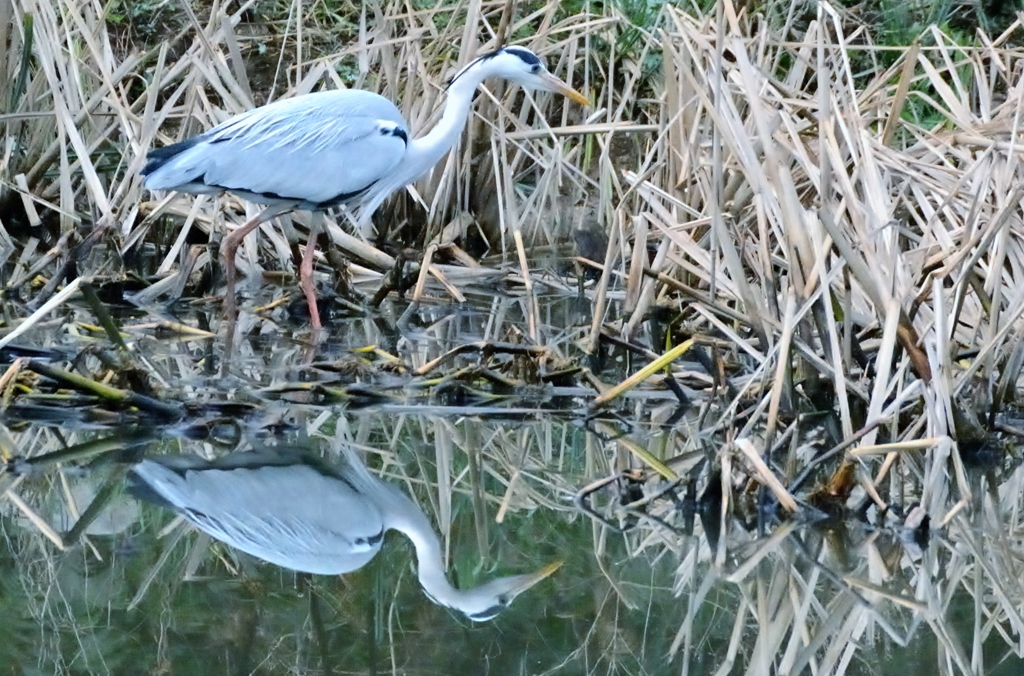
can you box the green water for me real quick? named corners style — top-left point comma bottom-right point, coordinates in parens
top-left (1, 413), bottom-right (1021, 675)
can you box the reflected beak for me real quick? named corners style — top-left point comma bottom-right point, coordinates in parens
top-left (508, 560), bottom-right (564, 597)
top-left (541, 72), bottom-right (590, 106)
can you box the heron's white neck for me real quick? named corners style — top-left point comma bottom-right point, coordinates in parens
top-left (359, 66), bottom-right (489, 221)
top-left (403, 69), bottom-right (486, 177)
top-left (378, 483), bottom-right (467, 609)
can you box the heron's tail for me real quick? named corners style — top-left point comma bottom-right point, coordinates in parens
top-left (141, 138), bottom-right (219, 194)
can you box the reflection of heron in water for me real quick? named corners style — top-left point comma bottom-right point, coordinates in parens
top-left (129, 449), bottom-right (560, 621)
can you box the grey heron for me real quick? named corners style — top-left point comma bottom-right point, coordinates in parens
top-left (129, 449), bottom-right (561, 621)
top-left (142, 46), bottom-right (588, 329)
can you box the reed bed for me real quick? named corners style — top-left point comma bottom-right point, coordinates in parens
top-left (2, 0), bottom-right (1024, 673)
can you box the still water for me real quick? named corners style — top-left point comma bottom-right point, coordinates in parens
top-left (1, 290), bottom-right (1022, 674)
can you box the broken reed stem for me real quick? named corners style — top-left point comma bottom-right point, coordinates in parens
top-left (414, 341), bottom-right (548, 376)
top-left (586, 220), bottom-right (621, 355)
top-left (513, 229), bottom-right (538, 342)
top-left (592, 338), bottom-right (695, 406)
top-left (12, 436), bottom-right (144, 472)
top-left (0, 277), bottom-right (83, 349)
top-left (62, 467), bottom-right (129, 543)
top-left (5, 488), bottom-right (65, 550)
top-left (80, 281), bottom-right (131, 354)
top-left (734, 438), bottom-right (798, 514)
top-left (26, 361), bottom-right (182, 420)
top-left (593, 421), bottom-right (677, 480)
top-left (0, 358), bottom-right (27, 407)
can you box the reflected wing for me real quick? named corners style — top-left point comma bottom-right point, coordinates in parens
top-left (143, 90), bottom-right (408, 205)
top-left (130, 460), bottom-right (385, 574)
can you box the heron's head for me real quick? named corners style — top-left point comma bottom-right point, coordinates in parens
top-left (454, 47), bottom-right (589, 106)
top-left (443, 561), bottom-right (563, 622)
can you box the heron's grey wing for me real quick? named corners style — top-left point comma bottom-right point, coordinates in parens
top-left (130, 460), bottom-right (385, 575)
top-left (143, 90), bottom-right (409, 205)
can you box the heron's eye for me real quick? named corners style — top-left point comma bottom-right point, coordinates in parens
top-left (497, 594), bottom-right (510, 605)
top-left (531, 64), bottom-right (542, 74)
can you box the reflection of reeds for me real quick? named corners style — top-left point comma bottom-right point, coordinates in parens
top-left (3, 407), bottom-right (1024, 673)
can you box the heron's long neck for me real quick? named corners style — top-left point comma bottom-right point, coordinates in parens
top-left (380, 485), bottom-right (464, 608)
top-left (356, 65), bottom-right (488, 227)
top-left (402, 71), bottom-right (486, 181)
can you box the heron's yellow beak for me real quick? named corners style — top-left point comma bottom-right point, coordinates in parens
top-left (541, 72), bottom-right (590, 107)
top-left (507, 560), bottom-right (564, 597)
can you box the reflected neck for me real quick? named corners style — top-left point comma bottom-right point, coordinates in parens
top-left (382, 485), bottom-right (464, 609)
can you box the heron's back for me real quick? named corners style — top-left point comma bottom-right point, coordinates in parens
top-left (130, 458), bottom-right (386, 574)
top-left (142, 89), bottom-right (409, 207)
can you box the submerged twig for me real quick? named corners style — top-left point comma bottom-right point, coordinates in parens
top-left (25, 361), bottom-right (182, 420)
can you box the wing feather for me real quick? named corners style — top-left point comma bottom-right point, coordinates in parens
top-left (131, 460), bottom-right (385, 574)
top-left (143, 90), bottom-right (409, 205)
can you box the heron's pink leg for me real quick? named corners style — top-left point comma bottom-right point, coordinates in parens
top-left (299, 212), bottom-right (323, 330)
top-left (220, 204), bottom-right (293, 321)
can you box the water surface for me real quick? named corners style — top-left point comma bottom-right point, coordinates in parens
top-left (1, 288), bottom-right (1022, 675)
